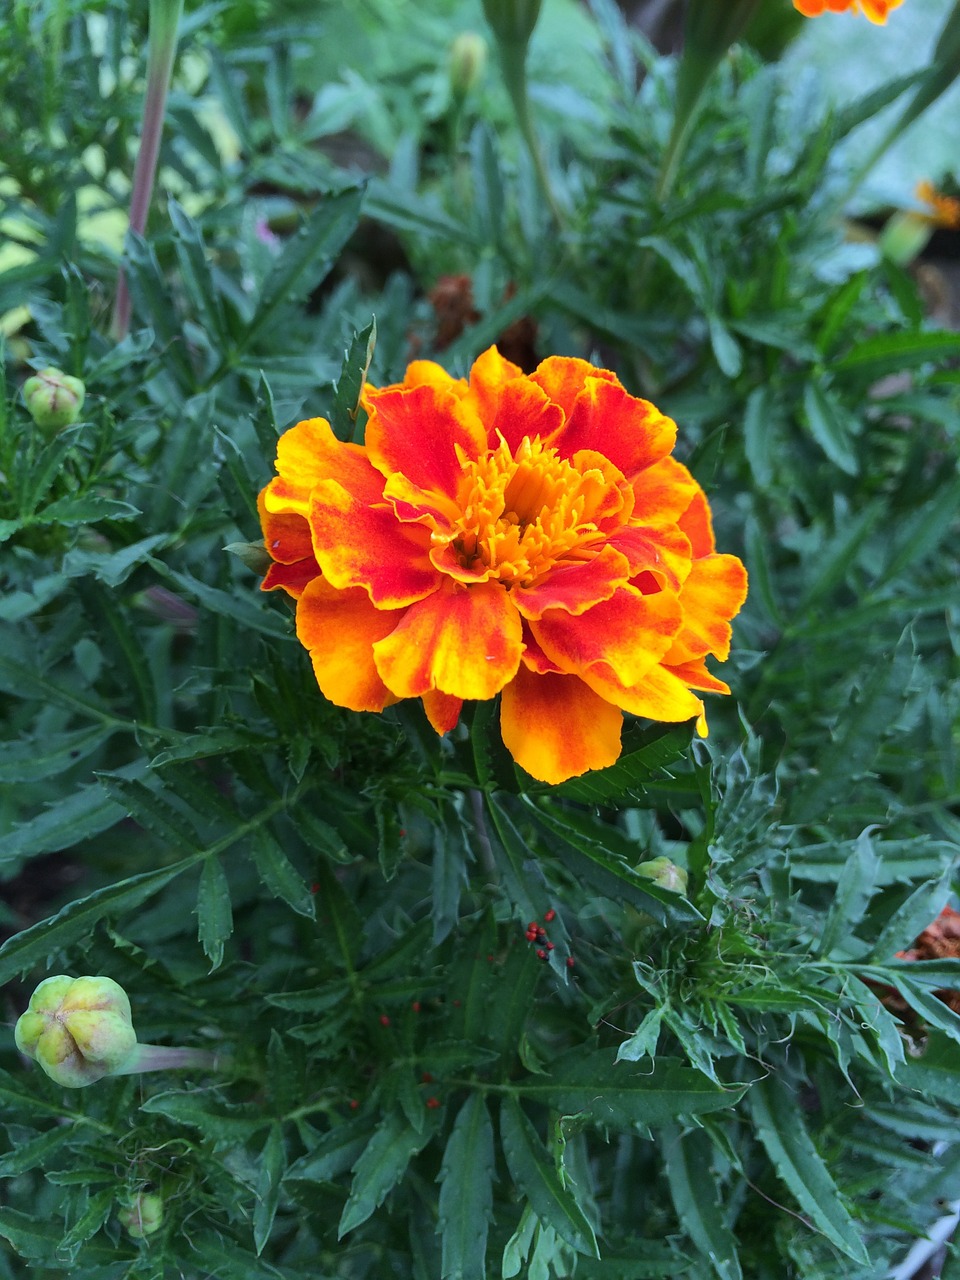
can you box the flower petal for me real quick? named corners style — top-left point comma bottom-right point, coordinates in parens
top-left (530, 355), bottom-right (618, 418)
top-left (363, 382), bottom-right (487, 506)
top-left (487, 376), bottom-right (563, 455)
top-left (422, 689), bottom-right (464, 735)
top-left (296, 578), bottom-right (402, 712)
top-left (581, 660), bottom-right (705, 724)
top-left (308, 482), bottom-right (441, 608)
top-left (258, 492), bottom-right (314, 564)
top-left (677, 488), bottom-right (715, 558)
top-left (556, 379), bottom-right (678, 478)
top-left (262, 559), bottom-right (319, 598)
top-left (400, 360), bottom-right (467, 394)
top-left (500, 666), bottom-right (622, 784)
top-left (608, 523), bottom-right (692, 592)
top-left (666, 554), bottom-right (749, 664)
top-left (666, 658), bottom-right (731, 695)
top-left (531, 585), bottom-right (682, 687)
top-left (266, 419), bottom-right (379, 516)
top-left (468, 346), bottom-right (524, 424)
top-left (520, 624), bottom-right (564, 674)
top-left (632, 456), bottom-right (701, 523)
top-left (373, 580), bottom-right (523, 700)
top-left (512, 544), bottom-right (631, 620)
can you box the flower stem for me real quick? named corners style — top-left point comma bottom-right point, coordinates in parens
top-left (111, 0), bottom-right (184, 341)
top-left (496, 37), bottom-right (566, 233)
top-left (113, 1042), bottom-right (230, 1076)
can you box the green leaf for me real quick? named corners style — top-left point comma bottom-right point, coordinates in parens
top-left (432, 808), bottom-right (469, 946)
top-left (0, 780), bottom-right (126, 868)
top-left (196, 855), bottom-right (233, 971)
top-left (515, 1050), bottom-right (743, 1127)
top-left (253, 1124), bottom-right (286, 1255)
top-left (833, 330), bottom-right (960, 379)
top-left (802, 382), bottom-right (858, 475)
top-left (251, 829), bottom-right (316, 919)
top-left (748, 1076), bottom-right (868, 1263)
top-left (896, 1031), bottom-right (960, 1105)
top-left (339, 1111), bottom-right (436, 1238)
top-left (661, 1125), bottom-right (742, 1280)
top-left (885, 975), bottom-right (960, 1047)
top-left (437, 1092), bottom-right (495, 1280)
top-left (0, 1127), bottom-right (76, 1177)
top-left (329, 317), bottom-right (377, 443)
top-left (0, 724), bottom-right (115, 782)
top-left (742, 386), bottom-right (774, 489)
top-left (817, 829), bottom-right (878, 957)
top-left (140, 1090), bottom-right (269, 1144)
top-left (869, 867), bottom-right (953, 959)
top-left (499, 1096), bottom-right (598, 1258)
top-left (528, 802), bottom-right (702, 925)
top-left (615, 1006), bottom-right (665, 1065)
top-left (35, 494), bottom-right (140, 526)
top-left (243, 185), bottom-right (365, 351)
top-left (485, 796), bottom-right (553, 930)
top-left (97, 772), bottom-right (201, 853)
top-left (0, 854), bottom-right (201, 985)
top-left (553, 721), bottom-right (695, 804)
top-left (169, 199), bottom-right (229, 346)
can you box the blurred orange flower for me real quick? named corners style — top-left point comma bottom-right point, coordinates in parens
top-left (916, 179), bottom-right (960, 230)
top-left (793, 0), bottom-right (903, 21)
top-left (258, 349), bottom-right (747, 784)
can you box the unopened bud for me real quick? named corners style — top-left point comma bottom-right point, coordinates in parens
top-left (15, 975), bottom-right (137, 1088)
top-left (119, 1191), bottom-right (164, 1238)
top-left (449, 32), bottom-right (487, 102)
top-left (22, 367), bottom-right (86, 432)
top-left (636, 857), bottom-right (688, 896)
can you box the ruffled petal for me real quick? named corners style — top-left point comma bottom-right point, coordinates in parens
top-left (373, 580), bottom-right (523, 700)
top-left (266, 419), bottom-right (379, 516)
top-left (468, 346), bottom-right (524, 425)
top-left (296, 578), bottom-right (402, 712)
top-left (531, 585), bottom-right (682, 687)
top-left (421, 689), bottom-right (464, 735)
top-left (677, 488), bottom-right (715, 558)
top-left (530, 355), bottom-right (618, 419)
top-left (666, 658), bottom-right (731, 695)
top-left (631, 456), bottom-right (701, 524)
top-left (487, 376), bottom-right (563, 455)
top-left (400, 360), bottom-right (467, 395)
top-left (552, 379), bottom-right (677, 479)
top-left (308, 483), bottom-right (440, 608)
top-left (262, 559), bottom-right (319, 598)
top-left (666, 554), bottom-right (749, 664)
top-left (512, 544), bottom-right (631, 620)
top-left (608, 523), bottom-right (692, 592)
top-left (258, 491), bottom-right (314, 564)
top-left (520, 624), bottom-right (564, 674)
top-left (500, 666), bottom-right (623, 784)
top-left (364, 383), bottom-right (487, 507)
top-left (580, 660), bottom-right (705, 724)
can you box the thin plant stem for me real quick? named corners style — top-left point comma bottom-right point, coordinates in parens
top-left (112, 0), bottom-right (184, 340)
top-left (497, 38), bottom-right (566, 233)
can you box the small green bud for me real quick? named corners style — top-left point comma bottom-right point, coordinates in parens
top-left (449, 32), bottom-right (487, 102)
top-left (636, 857), bottom-right (688, 896)
top-left (22, 367), bottom-right (86, 432)
top-left (119, 1191), bottom-right (164, 1238)
top-left (15, 975), bottom-right (137, 1088)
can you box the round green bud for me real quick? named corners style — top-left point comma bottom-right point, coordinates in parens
top-left (22, 367), bottom-right (86, 432)
top-left (15, 975), bottom-right (138, 1088)
top-left (119, 1192), bottom-right (164, 1238)
top-left (636, 857), bottom-right (688, 896)
top-left (449, 32), bottom-right (487, 102)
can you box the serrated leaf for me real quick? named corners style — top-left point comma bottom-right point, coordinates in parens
top-left (885, 975), bottom-right (960, 1046)
top-left (833, 329), bottom-right (960, 379)
top-left (285, 1117), bottom-right (372, 1182)
top-left (516, 1050), bottom-right (743, 1127)
top-left (817, 829), bottom-right (878, 957)
top-left (554, 721), bottom-right (695, 804)
top-left (662, 1125), bottom-right (742, 1280)
top-left (748, 1076), bottom-right (868, 1263)
top-left (169, 199), bottom-right (229, 346)
top-left (0, 854), bottom-right (201, 985)
top-left (616, 1006), bottom-right (665, 1065)
top-left (0, 724), bottom-right (114, 782)
top-left (253, 1124), bottom-right (286, 1255)
top-left (140, 1091), bottom-right (269, 1144)
top-left (243, 186), bottom-right (365, 350)
top-left (432, 808), bottom-right (469, 946)
top-left (438, 1093), bottom-right (495, 1280)
top-left (196, 855), bottom-right (233, 971)
top-left (0, 1127), bottom-right (76, 1177)
top-left (329, 317), bottom-right (376, 443)
top-left (35, 495), bottom-right (140, 526)
top-left (0, 778), bottom-right (127, 867)
top-left (251, 829), bottom-right (316, 918)
top-left (896, 1032), bottom-right (960, 1105)
top-left (58, 1188), bottom-right (114, 1262)
top-left (339, 1111), bottom-right (436, 1238)
top-left (500, 1096), bottom-right (598, 1258)
top-left (484, 796), bottom-right (552, 929)
top-left (869, 866), bottom-right (954, 959)
top-left (97, 772), bottom-right (201, 853)
top-left (802, 382), bottom-right (858, 475)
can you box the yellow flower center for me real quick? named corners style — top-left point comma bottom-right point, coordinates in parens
top-left (443, 436), bottom-right (615, 587)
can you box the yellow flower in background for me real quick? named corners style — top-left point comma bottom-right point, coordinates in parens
top-left (793, 0), bottom-right (904, 21)
top-left (259, 349), bottom-right (748, 785)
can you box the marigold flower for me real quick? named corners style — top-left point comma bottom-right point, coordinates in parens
top-left (792, 0), bottom-right (903, 21)
top-left (258, 348), bottom-right (747, 784)
top-left (915, 179), bottom-right (960, 230)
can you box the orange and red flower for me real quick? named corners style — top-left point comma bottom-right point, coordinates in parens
top-left (258, 348), bottom-right (747, 784)
top-left (793, 0), bottom-right (903, 20)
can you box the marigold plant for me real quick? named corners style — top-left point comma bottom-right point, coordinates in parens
top-left (258, 348), bottom-right (747, 783)
top-left (792, 0), bottom-right (904, 21)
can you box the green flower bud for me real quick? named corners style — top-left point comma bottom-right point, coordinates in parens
top-left (449, 32), bottom-right (487, 102)
top-left (119, 1191), bottom-right (164, 1238)
top-left (22, 367), bottom-right (86, 432)
top-left (636, 857), bottom-right (688, 896)
top-left (15, 975), bottom-right (137, 1088)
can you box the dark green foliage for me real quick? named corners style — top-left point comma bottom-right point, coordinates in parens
top-left (1, 1), bottom-right (959, 1277)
